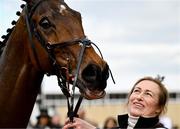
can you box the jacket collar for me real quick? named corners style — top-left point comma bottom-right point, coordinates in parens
top-left (118, 114), bottom-right (160, 128)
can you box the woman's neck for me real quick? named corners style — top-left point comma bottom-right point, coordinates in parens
top-left (127, 114), bottom-right (139, 129)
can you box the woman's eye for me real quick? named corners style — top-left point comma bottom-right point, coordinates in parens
top-left (39, 17), bottom-right (52, 29)
top-left (145, 92), bottom-right (152, 97)
top-left (133, 89), bottom-right (140, 93)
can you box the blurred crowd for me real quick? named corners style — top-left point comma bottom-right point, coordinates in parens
top-left (28, 108), bottom-right (118, 129)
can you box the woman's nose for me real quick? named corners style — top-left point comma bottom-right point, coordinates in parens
top-left (136, 93), bottom-right (144, 100)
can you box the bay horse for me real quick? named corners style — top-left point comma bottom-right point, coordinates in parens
top-left (0, 0), bottom-right (109, 127)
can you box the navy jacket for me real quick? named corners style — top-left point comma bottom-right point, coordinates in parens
top-left (114, 114), bottom-right (166, 129)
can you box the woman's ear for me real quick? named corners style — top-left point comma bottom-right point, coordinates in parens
top-left (155, 108), bottom-right (162, 115)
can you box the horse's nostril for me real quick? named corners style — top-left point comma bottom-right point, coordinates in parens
top-left (82, 64), bottom-right (101, 83)
top-left (82, 63), bottom-right (109, 90)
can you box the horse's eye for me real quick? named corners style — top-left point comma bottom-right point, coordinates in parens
top-left (39, 17), bottom-right (52, 29)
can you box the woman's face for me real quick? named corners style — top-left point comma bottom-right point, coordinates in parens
top-left (128, 80), bottom-right (161, 117)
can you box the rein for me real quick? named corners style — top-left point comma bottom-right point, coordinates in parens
top-left (23, 0), bottom-right (115, 122)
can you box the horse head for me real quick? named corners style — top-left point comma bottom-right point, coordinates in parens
top-left (21, 0), bottom-right (109, 100)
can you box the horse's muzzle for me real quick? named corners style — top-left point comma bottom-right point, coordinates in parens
top-left (80, 63), bottom-right (109, 99)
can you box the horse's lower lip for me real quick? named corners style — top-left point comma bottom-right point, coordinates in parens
top-left (82, 89), bottom-right (106, 100)
top-left (76, 80), bottom-right (106, 99)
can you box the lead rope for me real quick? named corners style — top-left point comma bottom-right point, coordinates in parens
top-left (67, 39), bottom-right (116, 128)
top-left (67, 38), bottom-right (91, 124)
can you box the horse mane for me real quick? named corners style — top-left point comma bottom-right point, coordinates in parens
top-left (0, 4), bottom-right (25, 56)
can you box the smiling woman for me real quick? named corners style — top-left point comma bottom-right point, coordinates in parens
top-left (117, 76), bottom-right (168, 129)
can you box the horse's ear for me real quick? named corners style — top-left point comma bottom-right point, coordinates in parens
top-left (22, 0), bottom-right (33, 8)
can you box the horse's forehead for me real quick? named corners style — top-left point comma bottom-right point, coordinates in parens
top-left (59, 4), bottom-right (67, 15)
top-left (44, 2), bottom-right (68, 15)
top-left (35, 2), bottom-right (69, 16)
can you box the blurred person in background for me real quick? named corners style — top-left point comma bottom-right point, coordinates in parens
top-left (103, 116), bottom-right (117, 129)
top-left (33, 109), bottom-right (52, 129)
top-left (63, 76), bottom-right (169, 129)
top-left (51, 114), bottom-right (62, 129)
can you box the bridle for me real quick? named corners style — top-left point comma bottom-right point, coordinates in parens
top-left (24, 0), bottom-right (115, 122)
